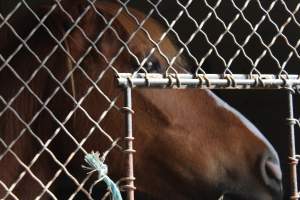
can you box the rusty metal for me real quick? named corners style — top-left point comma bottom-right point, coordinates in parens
top-left (123, 87), bottom-right (136, 200)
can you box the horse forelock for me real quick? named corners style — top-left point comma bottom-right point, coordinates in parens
top-left (91, 2), bottom-right (187, 73)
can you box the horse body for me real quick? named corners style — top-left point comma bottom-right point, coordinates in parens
top-left (0, 1), bottom-right (282, 199)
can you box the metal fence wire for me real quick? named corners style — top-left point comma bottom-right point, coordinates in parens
top-left (0, 0), bottom-right (299, 199)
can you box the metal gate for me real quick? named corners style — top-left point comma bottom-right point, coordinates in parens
top-left (0, 0), bottom-right (299, 199)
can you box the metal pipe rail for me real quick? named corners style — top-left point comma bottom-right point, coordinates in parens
top-left (117, 73), bottom-right (300, 89)
top-left (118, 72), bottom-right (300, 200)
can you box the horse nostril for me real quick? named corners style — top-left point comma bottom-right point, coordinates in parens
top-left (265, 159), bottom-right (282, 183)
top-left (260, 151), bottom-right (283, 196)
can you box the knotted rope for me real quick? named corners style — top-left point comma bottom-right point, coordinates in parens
top-left (82, 139), bottom-right (122, 200)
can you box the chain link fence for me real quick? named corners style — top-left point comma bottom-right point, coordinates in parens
top-left (0, 0), bottom-right (299, 199)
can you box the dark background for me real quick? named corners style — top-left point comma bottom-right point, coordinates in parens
top-left (1, 0), bottom-right (299, 199)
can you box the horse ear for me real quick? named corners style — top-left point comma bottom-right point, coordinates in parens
top-left (41, 1), bottom-right (129, 62)
top-left (37, 0), bottom-right (87, 23)
top-left (35, 1), bottom-right (93, 53)
top-left (59, 0), bottom-right (90, 20)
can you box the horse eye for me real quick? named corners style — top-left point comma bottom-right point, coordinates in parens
top-left (131, 57), bottom-right (161, 73)
top-left (145, 59), bottom-right (161, 73)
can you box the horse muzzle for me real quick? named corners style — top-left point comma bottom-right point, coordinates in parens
top-left (221, 148), bottom-right (283, 200)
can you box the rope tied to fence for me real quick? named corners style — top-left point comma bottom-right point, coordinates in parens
top-left (82, 139), bottom-right (122, 200)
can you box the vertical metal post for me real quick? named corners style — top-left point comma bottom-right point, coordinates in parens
top-left (124, 87), bottom-right (135, 200)
top-left (287, 88), bottom-right (299, 200)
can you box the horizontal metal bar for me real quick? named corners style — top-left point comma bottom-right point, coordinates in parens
top-left (117, 73), bottom-right (300, 89)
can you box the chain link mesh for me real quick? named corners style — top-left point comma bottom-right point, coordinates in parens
top-left (0, 0), bottom-right (299, 199)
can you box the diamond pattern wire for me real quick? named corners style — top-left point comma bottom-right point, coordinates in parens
top-left (0, 0), bottom-right (300, 199)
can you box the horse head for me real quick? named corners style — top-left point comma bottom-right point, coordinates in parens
top-left (0, 1), bottom-right (283, 199)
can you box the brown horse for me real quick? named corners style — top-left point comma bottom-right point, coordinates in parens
top-left (0, 1), bottom-right (282, 199)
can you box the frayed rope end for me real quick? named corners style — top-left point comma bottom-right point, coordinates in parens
top-left (82, 139), bottom-right (123, 200)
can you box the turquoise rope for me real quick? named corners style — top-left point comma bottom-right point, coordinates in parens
top-left (102, 175), bottom-right (122, 200)
top-left (83, 151), bottom-right (122, 200)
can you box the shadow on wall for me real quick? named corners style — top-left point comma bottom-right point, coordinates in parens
top-left (1, 0), bottom-right (299, 199)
